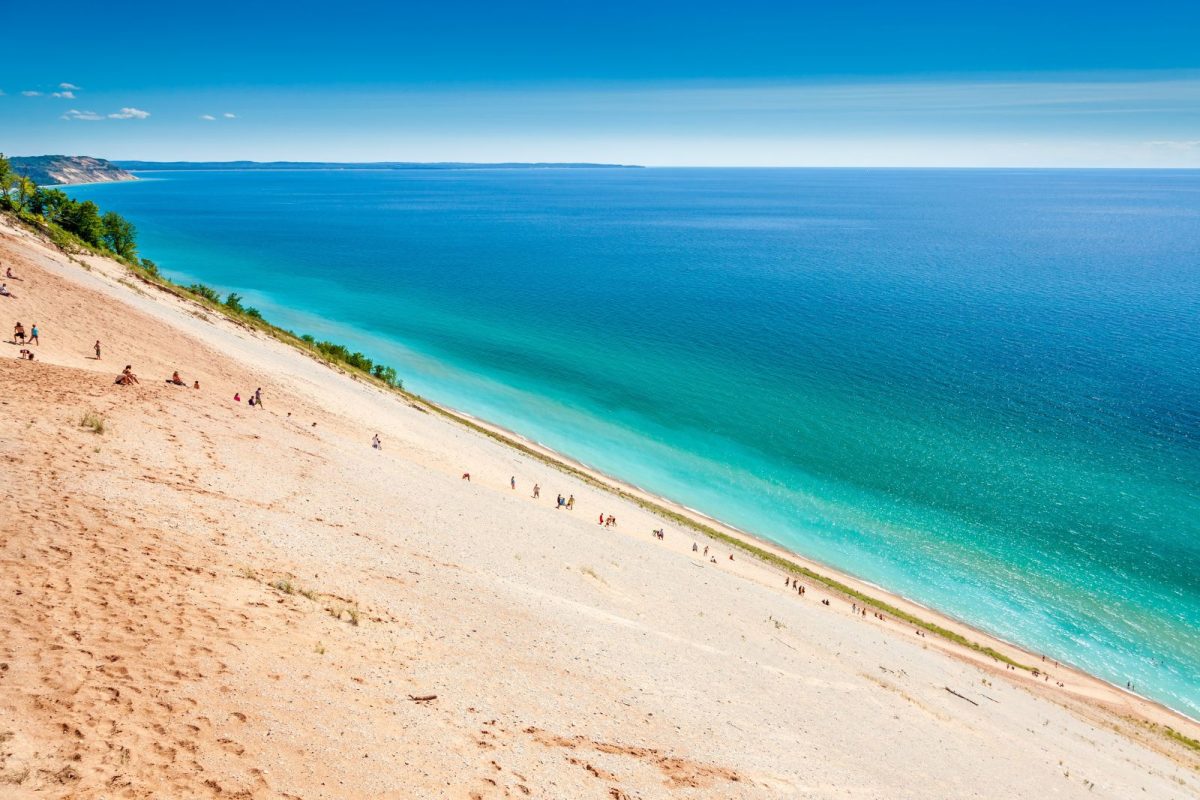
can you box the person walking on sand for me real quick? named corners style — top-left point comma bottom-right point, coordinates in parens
top-left (566, 494), bottom-right (575, 510)
top-left (28, 323), bottom-right (38, 346)
top-left (254, 387), bottom-right (264, 409)
top-left (532, 483), bottom-right (540, 499)
top-left (94, 340), bottom-right (102, 360)
top-left (510, 476), bottom-right (516, 490)
top-left (372, 433), bottom-right (382, 450)
top-left (598, 513), bottom-right (605, 525)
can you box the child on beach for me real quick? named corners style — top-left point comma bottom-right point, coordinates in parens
top-left (116, 365), bottom-right (139, 385)
top-left (372, 433), bottom-right (382, 450)
top-left (94, 340), bottom-right (102, 360)
top-left (28, 324), bottom-right (38, 345)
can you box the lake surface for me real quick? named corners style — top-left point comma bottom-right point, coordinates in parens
top-left (68, 168), bottom-right (1200, 718)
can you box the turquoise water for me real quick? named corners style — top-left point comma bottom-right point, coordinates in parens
top-left (68, 169), bottom-right (1200, 718)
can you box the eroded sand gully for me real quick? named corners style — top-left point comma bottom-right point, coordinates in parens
top-left (0, 217), bottom-right (1197, 798)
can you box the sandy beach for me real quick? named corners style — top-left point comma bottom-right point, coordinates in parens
top-left (1, 213), bottom-right (1197, 798)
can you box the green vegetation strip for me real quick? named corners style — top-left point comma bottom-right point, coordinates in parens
top-left (1163, 725), bottom-right (1200, 754)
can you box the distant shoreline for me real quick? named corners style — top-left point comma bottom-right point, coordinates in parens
top-left (117, 160), bottom-right (644, 172)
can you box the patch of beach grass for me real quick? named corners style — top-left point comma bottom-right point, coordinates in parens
top-left (327, 603), bottom-right (360, 626)
top-left (1163, 724), bottom-right (1200, 753)
top-left (270, 578), bottom-right (295, 595)
top-left (79, 411), bottom-right (105, 434)
top-left (579, 566), bottom-right (605, 585)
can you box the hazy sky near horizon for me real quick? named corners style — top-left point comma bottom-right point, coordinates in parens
top-left (2, 0), bottom-right (1199, 166)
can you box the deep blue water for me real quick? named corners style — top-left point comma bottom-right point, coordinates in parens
top-left (67, 168), bottom-right (1200, 718)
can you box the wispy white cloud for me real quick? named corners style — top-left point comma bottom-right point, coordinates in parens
top-left (62, 109), bottom-right (105, 121)
top-left (223, 112), bottom-right (237, 119)
top-left (52, 90), bottom-right (75, 99)
top-left (59, 82), bottom-right (81, 90)
top-left (22, 90), bottom-right (41, 97)
top-left (108, 107), bottom-right (150, 120)
top-left (62, 106), bottom-right (151, 122)
top-left (1145, 139), bottom-right (1200, 150)
top-left (200, 114), bottom-right (217, 121)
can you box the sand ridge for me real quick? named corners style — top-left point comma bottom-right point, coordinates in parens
top-left (1, 216), bottom-right (1198, 798)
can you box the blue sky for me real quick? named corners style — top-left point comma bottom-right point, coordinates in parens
top-left (2, 0), bottom-right (1198, 166)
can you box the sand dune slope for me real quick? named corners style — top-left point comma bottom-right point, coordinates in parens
top-left (1, 218), bottom-right (1198, 798)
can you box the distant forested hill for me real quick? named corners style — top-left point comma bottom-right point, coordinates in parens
top-left (10, 155), bottom-right (137, 186)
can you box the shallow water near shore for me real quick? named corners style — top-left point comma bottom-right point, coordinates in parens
top-left (67, 168), bottom-right (1200, 718)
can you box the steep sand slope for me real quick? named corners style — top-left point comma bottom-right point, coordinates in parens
top-left (0, 217), bottom-right (1197, 798)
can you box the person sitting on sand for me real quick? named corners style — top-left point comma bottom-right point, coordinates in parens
top-left (13, 322), bottom-right (25, 343)
top-left (116, 365), bottom-right (140, 386)
top-left (0, 283), bottom-right (14, 299)
top-left (5, 267), bottom-right (19, 280)
top-left (193, 380), bottom-right (200, 390)
top-left (169, 371), bottom-right (185, 385)
top-left (234, 392), bottom-right (241, 402)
